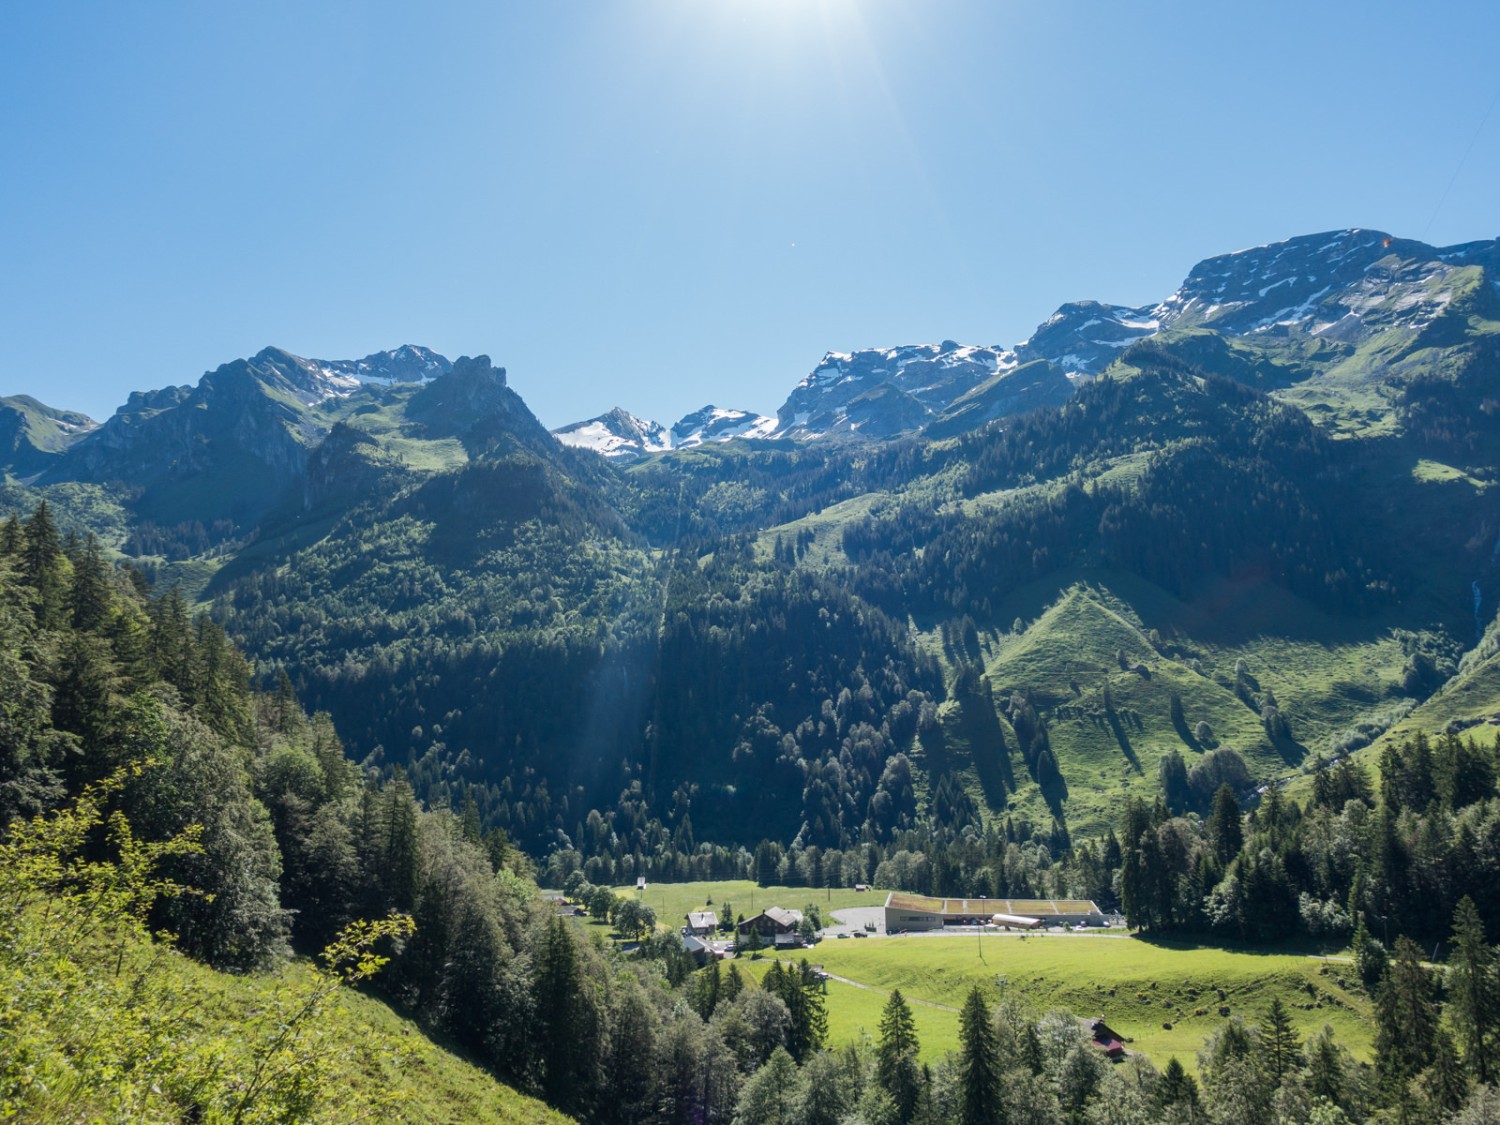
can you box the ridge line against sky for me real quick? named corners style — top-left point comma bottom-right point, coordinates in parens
top-left (2, 0), bottom-right (1497, 429)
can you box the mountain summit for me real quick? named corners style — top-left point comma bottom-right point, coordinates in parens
top-left (550, 228), bottom-right (1500, 452)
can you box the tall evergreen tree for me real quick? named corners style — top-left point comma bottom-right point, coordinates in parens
top-left (533, 914), bottom-right (600, 1118)
top-left (66, 533), bottom-right (112, 634)
top-left (1261, 997), bottom-right (1302, 1086)
top-left (878, 988), bottom-right (922, 1122)
top-left (20, 501), bottom-right (65, 628)
top-left (1376, 935), bottom-right (1440, 1101)
top-left (1207, 784), bottom-right (1243, 868)
top-left (1449, 895), bottom-right (1497, 1084)
top-left (1155, 1057), bottom-right (1201, 1119)
top-left (733, 1046), bottom-right (801, 1125)
top-left (1421, 1029), bottom-right (1470, 1122)
top-left (957, 986), bottom-right (1002, 1125)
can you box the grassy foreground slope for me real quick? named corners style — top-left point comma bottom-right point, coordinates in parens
top-left (183, 957), bottom-right (573, 1125)
top-left (748, 934), bottom-right (1373, 1072)
top-left (11, 916), bottom-right (571, 1125)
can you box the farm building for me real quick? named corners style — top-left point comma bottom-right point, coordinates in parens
top-left (1089, 1018), bottom-right (1127, 1060)
top-left (882, 893), bottom-right (1106, 931)
top-left (738, 907), bottom-right (804, 938)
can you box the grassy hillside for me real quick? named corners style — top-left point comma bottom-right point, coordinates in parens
top-left (745, 934), bottom-right (1373, 1073)
top-left (7, 914), bottom-right (573, 1125)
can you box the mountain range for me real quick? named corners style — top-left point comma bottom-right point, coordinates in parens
top-left (5, 226), bottom-right (1500, 854)
top-left (547, 228), bottom-right (1500, 456)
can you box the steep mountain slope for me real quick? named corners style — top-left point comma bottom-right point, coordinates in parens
top-left (0, 395), bottom-right (97, 476)
top-left (771, 343), bottom-right (1016, 439)
top-left (5, 226), bottom-right (1500, 855)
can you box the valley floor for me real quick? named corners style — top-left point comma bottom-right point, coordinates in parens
top-left (736, 931), bottom-right (1372, 1073)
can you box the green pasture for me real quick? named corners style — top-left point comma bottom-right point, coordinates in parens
top-left (742, 933), bottom-right (1373, 1073)
top-left (609, 879), bottom-right (888, 928)
top-left (737, 956), bottom-right (961, 1060)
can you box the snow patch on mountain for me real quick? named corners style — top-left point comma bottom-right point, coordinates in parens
top-left (552, 405), bottom-right (774, 458)
top-left (672, 407), bottom-right (777, 447)
top-left (554, 408), bottom-right (674, 459)
top-left (312, 345), bottom-right (453, 397)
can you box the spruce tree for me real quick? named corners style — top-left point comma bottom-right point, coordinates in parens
top-left (1155, 1057), bottom-right (1201, 1117)
top-left (67, 533), bottom-right (111, 633)
top-left (1375, 936), bottom-right (1439, 1100)
top-left (878, 988), bottom-right (922, 1122)
top-left (1449, 895), bottom-right (1497, 1083)
top-left (957, 986), bottom-right (1002, 1125)
top-left (21, 501), bottom-right (65, 628)
top-left (723, 960), bottom-right (745, 1003)
top-left (534, 914), bottom-right (599, 1117)
top-left (733, 1046), bottom-right (801, 1125)
top-left (1421, 1029), bottom-right (1469, 1121)
top-left (1261, 997), bottom-right (1301, 1085)
top-left (1207, 784), bottom-right (1243, 867)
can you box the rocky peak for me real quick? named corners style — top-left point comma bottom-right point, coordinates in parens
top-left (554, 407), bottom-right (673, 459)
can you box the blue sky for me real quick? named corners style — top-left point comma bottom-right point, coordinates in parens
top-left (2, 1), bottom-right (1496, 429)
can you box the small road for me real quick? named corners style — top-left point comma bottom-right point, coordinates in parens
top-left (760, 959), bottom-right (960, 1013)
top-left (821, 971), bottom-right (960, 1013)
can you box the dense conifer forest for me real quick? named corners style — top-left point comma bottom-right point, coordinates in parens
top-left (8, 499), bottom-right (1500, 1122)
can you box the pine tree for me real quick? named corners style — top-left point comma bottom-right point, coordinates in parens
top-left (67, 533), bottom-right (111, 634)
top-left (1261, 997), bottom-right (1302, 1085)
top-left (21, 501), bottom-right (66, 628)
top-left (878, 988), bottom-right (922, 1122)
top-left (957, 987), bottom-right (1002, 1125)
top-left (1376, 935), bottom-right (1439, 1100)
top-left (1207, 784), bottom-right (1243, 867)
top-left (1449, 895), bottom-right (1497, 1083)
top-left (733, 1046), bottom-right (801, 1125)
top-left (1421, 1029), bottom-right (1469, 1121)
top-left (1155, 1056), bottom-right (1201, 1117)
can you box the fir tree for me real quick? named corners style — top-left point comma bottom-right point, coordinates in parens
top-left (1155, 1056), bottom-right (1201, 1117)
top-left (1261, 997), bottom-right (1301, 1085)
top-left (957, 986), bottom-right (1002, 1125)
top-left (1449, 895), bottom-right (1498, 1083)
top-left (1376, 935), bottom-right (1439, 1100)
top-left (878, 988), bottom-right (922, 1122)
top-left (1207, 784), bottom-right (1243, 868)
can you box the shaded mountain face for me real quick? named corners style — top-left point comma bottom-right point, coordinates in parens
top-left (11, 346), bottom-right (572, 550)
top-left (46, 347), bottom-right (337, 527)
